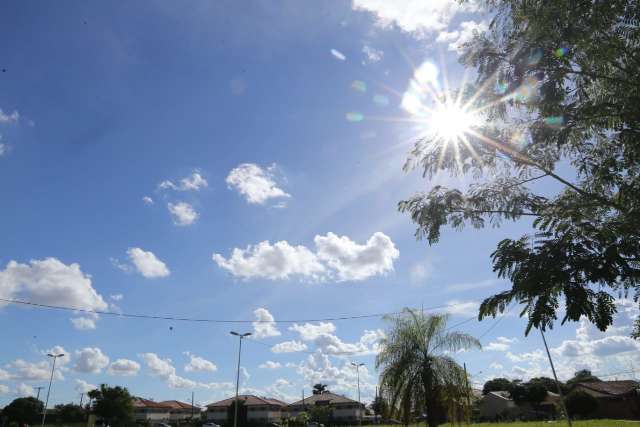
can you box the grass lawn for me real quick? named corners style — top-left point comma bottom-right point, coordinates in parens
top-left (377, 421), bottom-right (640, 427)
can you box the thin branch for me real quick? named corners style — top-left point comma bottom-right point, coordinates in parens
top-left (448, 209), bottom-right (540, 217)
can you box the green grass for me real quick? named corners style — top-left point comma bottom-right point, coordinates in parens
top-left (377, 421), bottom-right (639, 427)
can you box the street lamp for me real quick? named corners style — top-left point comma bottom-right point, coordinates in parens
top-left (351, 362), bottom-right (365, 425)
top-left (42, 353), bottom-right (64, 427)
top-left (230, 332), bottom-right (251, 427)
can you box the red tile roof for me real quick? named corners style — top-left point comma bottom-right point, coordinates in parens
top-left (206, 395), bottom-right (288, 408)
top-left (133, 397), bottom-right (173, 409)
top-left (159, 400), bottom-right (200, 410)
top-left (290, 391), bottom-right (361, 407)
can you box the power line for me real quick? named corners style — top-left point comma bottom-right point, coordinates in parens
top-left (0, 297), bottom-right (483, 325)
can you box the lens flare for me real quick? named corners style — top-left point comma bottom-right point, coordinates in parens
top-left (346, 112), bottom-right (364, 122)
top-left (527, 49), bottom-right (543, 66)
top-left (373, 94), bottom-right (389, 106)
top-left (544, 116), bottom-right (564, 127)
top-left (554, 47), bottom-right (568, 58)
top-left (429, 101), bottom-right (480, 143)
top-left (351, 80), bottom-right (367, 93)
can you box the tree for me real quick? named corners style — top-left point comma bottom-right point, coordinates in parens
top-left (88, 384), bottom-right (135, 427)
top-left (312, 383), bottom-right (327, 395)
top-left (565, 390), bottom-right (598, 419)
top-left (399, 0), bottom-right (640, 337)
top-left (3, 397), bottom-right (43, 425)
top-left (227, 400), bottom-right (247, 427)
top-left (482, 378), bottom-right (514, 395)
top-left (371, 394), bottom-right (389, 418)
top-left (528, 377), bottom-right (560, 393)
top-left (55, 403), bottom-right (88, 423)
top-left (308, 405), bottom-right (332, 425)
top-left (566, 369), bottom-right (601, 386)
top-left (376, 310), bottom-right (481, 427)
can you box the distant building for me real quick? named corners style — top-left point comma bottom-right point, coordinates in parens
top-left (206, 395), bottom-right (288, 425)
top-left (133, 397), bottom-right (172, 422)
top-left (570, 380), bottom-right (640, 420)
top-left (288, 391), bottom-right (365, 423)
top-left (478, 391), bottom-right (519, 421)
top-left (159, 400), bottom-right (202, 421)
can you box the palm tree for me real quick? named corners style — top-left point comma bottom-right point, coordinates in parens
top-left (376, 309), bottom-right (481, 427)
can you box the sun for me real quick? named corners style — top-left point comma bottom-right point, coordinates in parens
top-left (429, 100), bottom-right (479, 144)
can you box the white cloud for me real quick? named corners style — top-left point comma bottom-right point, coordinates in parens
top-left (258, 361), bottom-right (282, 369)
top-left (75, 379), bottom-right (97, 393)
top-left (110, 294), bottom-right (123, 301)
top-left (213, 232), bottom-right (399, 282)
top-left (490, 362), bottom-right (504, 370)
top-left (16, 383), bottom-right (34, 397)
top-left (0, 143), bottom-right (6, 157)
top-left (139, 353), bottom-right (196, 389)
top-left (168, 202), bottom-right (198, 226)
top-left (506, 350), bottom-right (545, 363)
top-left (362, 45), bottom-right (383, 63)
top-left (440, 300), bottom-right (480, 317)
top-left (108, 359), bottom-right (140, 376)
top-left (446, 278), bottom-right (503, 293)
top-left (0, 384), bottom-right (9, 395)
top-left (271, 340), bottom-right (308, 353)
top-left (184, 353), bottom-right (217, 373)
top-left (71, 316), bottom-right (97, 330)
top-left (331, 49), bottom-right (347, 61)
top-left (43, 346), bottom-right (71, 366)
top-left (485, 337), bottom-right (518, 352)
top-left (74, 347), bottom-right (109, 374)
top-left (352, 0), bottom-right (479, 38)
top-left (0, 258), bottom-right (108, 312)
top-left (289, 322), bottom-right (336, 341)
top-left (225, 163), bottom-right (290, 205)
top-left (409, 261), bottom-right (433, 283)
top-left (252, 308), bottom-right (281, 339)
top-left (213, 240), bottom-right (325, 281)
top-left (315, 232), bottom-right (399, 281)
top-left (159, 171), bottom-right (208, 192)
top-left (436, 20), bottom-right (488, 52)
top-left (142, 196), bottom-right (154, 205)
top-left (6, 359), bottom-right (62, 381)
top-left (0, 109), bottom-right (19, 124)
top-left (127, 247), bottom-right (170, 278)
top-left (0, 369), bottom-right (9, 380)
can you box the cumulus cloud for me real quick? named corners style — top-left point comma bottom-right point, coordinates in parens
top-left (289, 322), bottom-right (336, 341)
top-left (213, 232), bottom-right (398, 282)
top-left (0, 109), bottom-right (19, 124)
top-left (352, 0), bottom-right (479, 38)
top-left (71, 315), bottom-right (98, 330)
top-left (0, 258), bottom-right (107, 313)
top-left (252, 308), bottom-right (281, 339)
top-left (74, 348), bottom-right (110, 374)
top-left (110, 294), bottom-right (123, 301)
top-left (485, 337), bottom-right (517, 352)
top-left (0, 384), bottom-right (9, 395)
top-left (288, 323), bottom-right (385, 356)
top-left (259, 361), bottom-right (282, 369)
top-left (0, 369), bottom-right (10, 381)
top-left (6, 359), bottom-right (62, 381)
top-left (139, 353), bottom-right (196, 389)
top-left (436, 20), bottom-right (488, 52)
top-left (168, 202), bottom-right (198, 226)
top-left (0, 143), bottom-right (7, 157)
top-left (16, 383), bottom-right (34, 397)
top-left (108, 359), bottom-right (140, 376)
top-left (159, 171), bottom-right (208, 192)
top-left (75, 379), bottom-right (97, 393)
top-left (440, 300), bottom-right (480, 317)
top-left (271, 340), bottom-right (308, 353)
top-left (213, 241), bottom-right (325, 281)
top-left (142, 196), bottom-right (154, 205)
top-left (330, 49), bottom-right (347, 61)
top-left (226, 163), bottom-right (290, 205)
top-left (127, 248), bottom-right (170, 279)
top-left (362, 45), bottom-right (383, 63)
top-left (184, 353), bottom-right (217, 373)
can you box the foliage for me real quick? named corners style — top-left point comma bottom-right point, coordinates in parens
top-left (308, 405), bottom-right (332, 424)
top-left (376, 310), bottom-right (480, 427)
top-left (87, 384), bottom-right (135, 427)
top-left (2, 397), bottom-right (44, 425)
top-left (312, 383), bottom-right (328, 395)
top-left (226, 400), bottom-right (248, 427)
top-left (565, 390), bottom-right (599, 419)
top-left (566, 369), bottom-right (601, 386)
top-left (399, 0), bottom-right (640, 337)
top-left (54, 403), bottom-right (88, 423)
top-left (527, 377), bottom-right (560, 393)
top-left (482, 378), bottom-right (513, 395)
top-left (294, 411), bottom-right (309, 426)
top-left (371, 394), bottom-right (389, 418)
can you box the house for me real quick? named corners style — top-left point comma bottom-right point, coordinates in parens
top-left (159, 400), bottom-right (202, 421)
top-left (206, 395), bottom-right (287, 425)
top-left (570, 380), bottom-right (640, 419)
top-left (133, 397), bottom-right (172, 422)
top-left (288, 391), bottom-right (365, 423)
top-left (478, 391), bottom-right (519, 421)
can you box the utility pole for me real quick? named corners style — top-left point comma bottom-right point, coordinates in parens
top-left (191, 391), bottom-right (194, 419)
top-left (540, 329), bottom-right (572, 427)
top-left (351, 362), bottom-right (365, 425)
top-left (34, 386), bottom-right (44, 402)
top-left (79, 393), bottom-right (84, 406)
top-left (42, 352), bottom-right (64, 427)
top-left (230, 331), bottom-right (251, 427)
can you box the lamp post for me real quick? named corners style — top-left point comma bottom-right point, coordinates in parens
top-left (42, 353), bottom-right (64, 427)
top-left (230, 331), bottom-right (251, 427)
top-left (351, 362), bottom-right (365, 425)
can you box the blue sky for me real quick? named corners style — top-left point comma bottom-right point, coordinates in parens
top-left (1, 0), bottom-right (639, 408)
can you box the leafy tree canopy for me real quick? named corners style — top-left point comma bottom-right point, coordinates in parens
top-left (482, 378), bottom-right (514, 395)
top-left (54, 403), bottom-right (88, 423)
top-left (2, 397), bottom-right (43, 425)
top-left (87, 384), bottom-right (135, 427)
top-left (400, 0), bottom-right (640, 336)
top-left (312, 383), bottom-right (328, 395)
top-left (567, 369), bottom-right (601, 386)
top-left (565, 390), bottom-right (599, 418)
